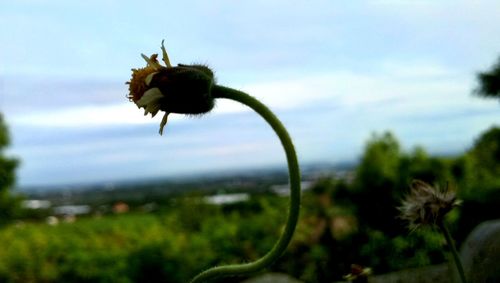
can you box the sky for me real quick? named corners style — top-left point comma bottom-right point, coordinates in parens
top-left (1, 0), bottom-right (499, 187)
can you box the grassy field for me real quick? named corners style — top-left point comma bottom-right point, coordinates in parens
top-left (0, 197), bottom-right (287, 283)
top-left (0, 192), bottom-right (454, 283)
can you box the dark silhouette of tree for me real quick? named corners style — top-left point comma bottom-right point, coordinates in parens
top-left (353, 132), bottom-right (404, 235)
top-left (0, 113), bottom-right (21, 225)
top-left (476, 56), bottom-right (500, 99)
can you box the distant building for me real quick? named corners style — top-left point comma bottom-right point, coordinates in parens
top-left (22, 200), bottom-right (51, 209)
top-left (271, 181), bottom-right (313, 196)
top-left (46, 216), bottom-right (59, 226)
top-left (335, 170), bottom-right (355, 184)
top-left (204, 193), bottom-right (250, 205)
top-left (53, 205), bottom-right (91, 216)
top-left (112, 202), bottom-right (129, 214)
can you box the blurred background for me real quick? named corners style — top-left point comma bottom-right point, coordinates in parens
top-left (0, 1), bottom-right (499, 282)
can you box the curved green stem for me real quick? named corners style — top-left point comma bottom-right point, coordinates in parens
top-left (189, 85), bottom-right (302, 283)
top-left (438, 220), bottom-right (467, 283)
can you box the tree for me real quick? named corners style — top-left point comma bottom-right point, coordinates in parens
top-left (470, 126), bottom-right (500, 171)
top-left (456, 126), bottom-right (500, 243)
top-left (355, 132), bottom-right (401, 189)
top-left (475, 56), bottom-right (500, 99)
top-left (464, 126), bottom-right (500, 192)
top-left (398, 146), bottom-right (454, 189)
top-left (0, 113), bottom-right (21, 224)
top-left (353, 132), bottom-right (404, 234)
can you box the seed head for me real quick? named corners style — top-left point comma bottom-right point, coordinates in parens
top-left (399, 180), bottom-right (461, 230)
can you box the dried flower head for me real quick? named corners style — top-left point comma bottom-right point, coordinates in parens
top-left (127, 40), bottom-right (215, 134)
top-left (399, 180), bottom-right (461, 230)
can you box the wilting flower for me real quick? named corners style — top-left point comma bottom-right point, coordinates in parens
top-left (399, 180), bottom-right (461, 230)
top-left (127, 41), bottom-right (215, 134)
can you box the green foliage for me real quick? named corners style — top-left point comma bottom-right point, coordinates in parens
top-left (355, 132), bottom-right (401, 189)
top-left (475, 56), bottom-right (500, 99)
top-left (358, 229), bottom-right (444, 272)
top-left (341, 128), bottom-right (500, 276)
top-left (453, 127), bottom-right (500, 244)
top-left (0, 114), bottom-right (21, 225)
top-left (353, 132), bottom-right (404, 235)
top-left (0, 197), bottom-right (287, 283)
top-left (1, 127), bottom-right (499, 282)
top-left (399, 147), bottom-right (453, 186)
top-left (463, 126), bottom-right (500, 194)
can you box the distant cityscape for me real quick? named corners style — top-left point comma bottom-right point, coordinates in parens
top-left (18, 162), bottom-right (356, 224)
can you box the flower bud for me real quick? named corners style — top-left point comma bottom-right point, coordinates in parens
top-left (126, 41), bottom-right (215, 134)
top-left (147, 64), bottom-right (214, 114)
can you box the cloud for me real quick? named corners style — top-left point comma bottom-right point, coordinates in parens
top-left (231, 61), bottom-right (481, 117)
top-left (10, 78), bottom-right (499, 187)
top-left (3, 0), bottom-right (500, 186)
top-left (10, 61), bottom-right (484, 131)
top-left (9, 96), bottom-right (249, 128)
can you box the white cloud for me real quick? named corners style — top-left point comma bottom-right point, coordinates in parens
top-left (238, 62), bottom-right (473, 113)
top-left (10, 99), bottom-right (247, 128)
top-left (12, 103), bottom-right (155, 127)
top-left (10, 61), bottom-right (482, 129)
top-left (10, 60), bottom-right (500, 187)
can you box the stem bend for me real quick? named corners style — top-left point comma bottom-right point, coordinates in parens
top-left (190, 85), bottom-right (301, 282)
